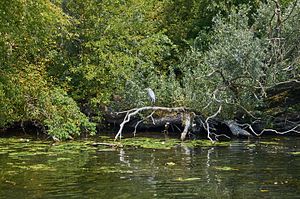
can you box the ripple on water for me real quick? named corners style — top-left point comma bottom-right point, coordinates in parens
top-left (0, 137), bottom-right (299, 198)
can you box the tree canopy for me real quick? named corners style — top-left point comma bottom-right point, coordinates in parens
top-left (0, 0), bottom-right (299, 139)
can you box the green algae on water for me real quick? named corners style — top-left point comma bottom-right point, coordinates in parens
top-left (119, 137), bottom-right (181, 150)
top-left (183, 140), bottom-right (231, 147)
top-left (289, 151), bottom-right (300, 155)
top-left (176, 177), bottom-right (201, 182)
top-left (260, 141), bottom-right (280, 145)
top-left (94, 136), bottom-right (231, 150)
top-left (214, 166), bottom-right (239, 171)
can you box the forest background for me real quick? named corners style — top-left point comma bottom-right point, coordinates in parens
top-left (0, 0), bottom-right (299, 139)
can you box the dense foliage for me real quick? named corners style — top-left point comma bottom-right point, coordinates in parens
top-left (0, 0), bottom-right (299, 139)
top-left (0, 0), bottom-right (96, 139)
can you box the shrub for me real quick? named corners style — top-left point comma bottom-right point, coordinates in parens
top-left (177, 1), bottom-right (299, 118)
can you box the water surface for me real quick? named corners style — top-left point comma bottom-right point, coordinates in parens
top-left (0, 136), bottom-right (299, 198)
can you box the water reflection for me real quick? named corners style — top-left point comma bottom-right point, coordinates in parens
top-left (206, 148), bottom-right (214, 183)
top-left (119, 148), bottom-right (130, 166)
top-left (0, 137), bottom-right (299, 198)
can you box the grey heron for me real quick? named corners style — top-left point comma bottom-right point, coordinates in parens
top-left (145, 88), bottom-right (155, 104)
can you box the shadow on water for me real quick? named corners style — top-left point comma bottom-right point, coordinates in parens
top-left (0, 133), bottom-right (299, 199)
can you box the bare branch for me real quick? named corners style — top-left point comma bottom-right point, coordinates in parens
top-left (114, 106), bottom-right (186, 141)
top-left (133, 120), bottom-right (143, 136)
top-left (132, 110), bottom-right (156, 136)
top-left (205, 105), bottom-right (222, 142)
top-left (256, 80), bottom-right (267, 98)
top-left (237, 103), bottom-right (261, 120)
top-left (210, 133), bottom-right (231, 141)
top-left (181, 113), bottom-right (191, 141)
top-left (149, 111), bottom-right (156, 125)
top-left (242, 123), bottom-right (300, 136)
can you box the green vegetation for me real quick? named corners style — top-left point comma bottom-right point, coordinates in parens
top-left (176, 177), bottom-right (201, 182)
top-left (213, 166), bottom-right (239, 171)
top-left (259, 141), bottom-right (280, 145)
top-left (0, 0), bottom-right (96, 139)
top-left (289, 151), bottom-right (300, 155)
top-left (0, 0), bottom-right (299, 139)
top-left (94, 136), bottom-right (230, 149)
top-left (120, 137), bottom-right (181, 149)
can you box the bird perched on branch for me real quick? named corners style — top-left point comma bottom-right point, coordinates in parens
top-left (145, 88), bottom-right (155, 104)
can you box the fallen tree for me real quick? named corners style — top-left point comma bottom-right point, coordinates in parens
top-left (107, 79), bottom-right (300, 142)
top-left (113, 106), bottom-right (188, 141)
top-left (109, 105), bottom-right (253, 142)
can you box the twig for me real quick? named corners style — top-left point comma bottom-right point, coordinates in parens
top-left (133, 120), bottom-right (143, 136)
top-left (149, 111), bottom-right (156, 125)
top-left (256, 80), bottom-right (267, 98)
top-left (203, 101), bottom-right (213, 110)
top-left (237, 103), bottom-right (260, 120)
top-left (210, 133), bottom-right (231, 141)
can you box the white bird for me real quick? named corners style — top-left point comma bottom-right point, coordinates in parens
top-left (145, 88), bottom-right (155, 104)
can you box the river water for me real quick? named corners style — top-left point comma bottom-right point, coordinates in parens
top-left (0, 136), bottom-right (299, 199)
